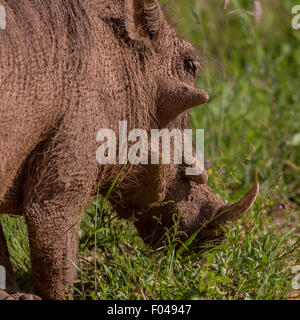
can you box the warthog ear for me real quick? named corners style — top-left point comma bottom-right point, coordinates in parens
top-left (124, 0), bottom-right (164, 42)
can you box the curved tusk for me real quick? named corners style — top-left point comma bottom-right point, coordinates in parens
top-left (211, 183), bottom-right (260, 227)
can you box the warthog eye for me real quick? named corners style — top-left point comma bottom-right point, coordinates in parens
top-left (184, 59), bottom-right (200, 76)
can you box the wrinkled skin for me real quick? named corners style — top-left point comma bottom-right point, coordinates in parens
top-left (0, 0), bottom-right (258, 299)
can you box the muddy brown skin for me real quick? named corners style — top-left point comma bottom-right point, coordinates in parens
top-left (0, 0), bottom-right (258, 300)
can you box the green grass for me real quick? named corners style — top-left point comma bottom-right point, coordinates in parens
top-left (173, 0), bottom-right (300, 200)
top-left (1, 0), bottom-right (300, 300)
top-left (73, 185), bottom-right (299, 300)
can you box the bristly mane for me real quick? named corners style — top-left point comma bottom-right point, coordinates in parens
top-left (3, 0), bottom-right (91, 68)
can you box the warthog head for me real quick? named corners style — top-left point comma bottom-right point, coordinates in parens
top-left (101, 0), bottom-right (259, 245)
top-left (124, 0), bottom-right (209, 127)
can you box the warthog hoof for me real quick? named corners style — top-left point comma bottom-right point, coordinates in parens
top-left (0, 289), bottom-right (41, 300)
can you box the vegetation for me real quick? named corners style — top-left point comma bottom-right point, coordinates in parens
top-left (1, 0), bottom-right (299, 300)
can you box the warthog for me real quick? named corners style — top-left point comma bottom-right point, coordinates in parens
top-left (0, 0), bottom-right (258, 299)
